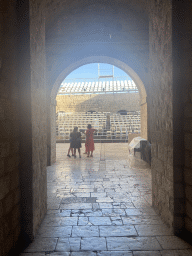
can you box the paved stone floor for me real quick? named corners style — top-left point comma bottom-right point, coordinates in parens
top-left (21, 143), bottom-right (192, 256)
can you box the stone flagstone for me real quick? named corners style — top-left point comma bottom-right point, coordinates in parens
top-left (20, 144), bottom-right (192, 256)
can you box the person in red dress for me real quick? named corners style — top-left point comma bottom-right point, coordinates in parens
top-left (85, 124), bottom-right (97, 157)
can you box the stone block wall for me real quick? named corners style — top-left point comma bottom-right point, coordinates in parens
top-left (148, 0), bottom-right (174, 229)
top-left (172, 1), bottom-right (192, 235)
top-left (0, 2), bottom-right (21, 255)
top-left (30, 0), bottom-right (47, 237)
top-left (182, 16), bottom-right (192, 236)
top-left (56, 93), bottom-right (140, 113)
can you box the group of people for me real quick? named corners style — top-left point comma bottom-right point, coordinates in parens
top-left (67, 124), bottom-right (97, 158)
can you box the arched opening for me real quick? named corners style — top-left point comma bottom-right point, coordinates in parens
top-left (25, 0), bottom-right (187, 249)
top-left (49, 57), bottom-right (148, 165)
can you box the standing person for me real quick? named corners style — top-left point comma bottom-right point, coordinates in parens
top-left (70, 127), bottom-right (82, 158)
top-left (85, 124), bottom-right (97, 157)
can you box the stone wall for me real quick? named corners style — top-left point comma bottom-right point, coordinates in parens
top-left (183, 5), bottom-right (192, 236)
top-left (0, 2), bottom-right (21, 255)
top-left (148, 0), bottom-right (174, 229)
top-left (56, 93), bottom-right (140, 113)
top-left (0, 1), bottom-right (49, 252)
top-left (29, 0), bottom-right (47, 237)
top-left (184, 75), bottom-right (192, 233)
top-left (172, 1), bottom-right (192, 235)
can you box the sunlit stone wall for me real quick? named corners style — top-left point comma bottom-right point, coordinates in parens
top-left (30, 0), bottom-right (47, 237)
top-left (56, 93), bottom-right (140, 113)
top-left (148, 0), bottom-right (174, 230)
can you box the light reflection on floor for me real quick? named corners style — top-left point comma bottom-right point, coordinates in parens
top-left (21, 143), bottom-right (192, 256)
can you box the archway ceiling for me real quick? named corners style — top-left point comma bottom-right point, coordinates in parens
top-left (45, 0), bottom-right (148, 43)
top-left (45, 0), bottom-right (149, 91)
top-left (45, 0), bottom-right (148, 30)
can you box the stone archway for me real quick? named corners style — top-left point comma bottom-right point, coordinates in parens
top-left (49, 56), bottom-right (148, 164)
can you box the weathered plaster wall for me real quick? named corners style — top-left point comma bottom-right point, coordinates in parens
top-left (0, 1), bottom-right (21, 255)
top-left (56, 93), bottom-right (140, 113)
top-left (148, 0), bottom-right (174, 229)
top-left (29, 0), bottom-right (47, 236)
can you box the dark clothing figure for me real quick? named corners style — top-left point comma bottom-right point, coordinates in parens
top-left (70, 127), bottom-right (82, 158)
top-left (70, 131), bottom-right (81, 149)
